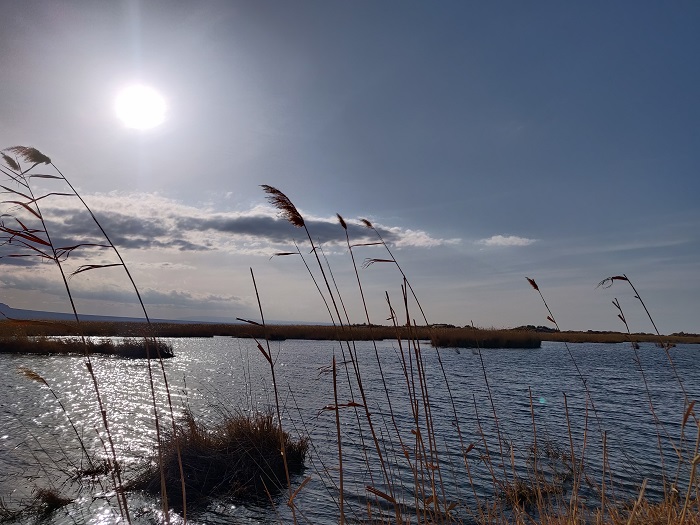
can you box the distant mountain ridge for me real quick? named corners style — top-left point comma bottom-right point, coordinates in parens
top-left (0, 303), bottom-right (310, 326)
top-left (0, 303), bottom-right (211, 324)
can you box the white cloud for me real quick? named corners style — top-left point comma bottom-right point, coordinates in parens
top-left (389, 228), bottom-right (461, 248)
top-left (25, 192), bottom-right (454, 254)
top-left (477, 235), bottom-right (536, 247)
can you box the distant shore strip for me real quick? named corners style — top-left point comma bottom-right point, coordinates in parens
top-left (1, 321), bottom-right (697, 351)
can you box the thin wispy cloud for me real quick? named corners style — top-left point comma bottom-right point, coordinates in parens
top-left (477, 235), bottom-right (536, 247)
top-left (379, 226), bottom-right (461, 248)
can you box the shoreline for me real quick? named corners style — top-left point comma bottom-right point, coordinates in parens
top-left (1, 321), bottom-right (698, 348)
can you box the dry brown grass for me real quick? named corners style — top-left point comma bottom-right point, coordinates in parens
top-left (3, 320), bottom-right (698, 345)
top-left (3, 170), bottom-right (699, 523)
top-left (0, 335), bottom-right (174, 358)
top-left (430, 327), bottom-right (542, 348)
top-left (540, 330), bottom-right (700, 345)
top-left (0, 488), bottom-right (73, 523)
top-left (129, 409), bottom-right (308, 508)
top-left (598, 497), bottom-right (699, 524)
top-left (0, 321), bottom-right (544, 347)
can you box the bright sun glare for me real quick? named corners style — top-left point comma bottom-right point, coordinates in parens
top-left (115, 85), bottom-right (166, 129)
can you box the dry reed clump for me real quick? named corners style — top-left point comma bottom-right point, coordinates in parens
top-left (130, 409), bottom-right (308, 508)
top-left (600, 497), bottom-right (700, 525)
top-left (498, 477), bottom-right (563, 511)
top-left (0, 488), bottom-right (73, 522)
top-left (496, 443), bottom-right (573, 513)
top-left (430, 327), bottom-right (542, 349)
top-left (32, 488), bottom-right (73, 515)
top-left (0, 335), bottom-right (174, 358)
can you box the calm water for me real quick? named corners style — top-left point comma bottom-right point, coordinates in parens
top-left (0, 339), bottom-right (698, 524)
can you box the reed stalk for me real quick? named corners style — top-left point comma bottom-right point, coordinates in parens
top-left (1, 148), bottom-right (131, 522)
top-left (17, 367), bottom-right (96, 472)
top-left (612, 297), bottom-right (671, 493)
top-left (338, 214), bottom-right (402, 498)
top-left (244, 267), bottom-right (298, 524)
top-left (50, 156), bottom-right (186, 523)
top-left (526, 277), bottom-right (604, 438)
top-left (599, 275), bottom-right (693, 417)
top-left (602, 274), bottom-right (699, 501)
top-left (332, 355), bottom-right (345, 525)
top-left (264, 186), bottom-right (409, 520)
top-left (2, 146), bottom-right (189, 522)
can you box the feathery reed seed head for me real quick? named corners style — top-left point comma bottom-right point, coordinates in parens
top-left (597, 275), bottom-right (629, 288)
top-left (18, 366), bottom-right (48, 386)
top-left (5, 146), bottom-right (51, 165)
top-left (1, 153), bottom-right (20, 171)
top-left (261, 185), bottom-right (304, 227)
top-left (360, 218), bottom-right (373, 229)
top-left (336, 213), bottom-right (347, 230)
top-left (526, 277), bottom-right (539, 291)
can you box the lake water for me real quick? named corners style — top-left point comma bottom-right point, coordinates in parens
top-left (1, 338), bottom-right (698, 524)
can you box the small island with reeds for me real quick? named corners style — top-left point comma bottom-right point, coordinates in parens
top-left (0, 335), bottom-right (174, 358)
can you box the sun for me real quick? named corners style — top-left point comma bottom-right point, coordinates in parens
top-left (115, 85), bottom-right (166, 129)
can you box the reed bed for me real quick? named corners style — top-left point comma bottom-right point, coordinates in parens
top-left (430, 327), bottom-right (541, 348)
top-left (537, 330), bottom-right (697, 345)
top-left (0, 335), bottom-right (174, 358)
top-left (0, 150), bottom-right (698, 524)
top-left (129, 409), bottom-right (308, 508)
top-left (3, 320), bottom-right (698, 345)
top-left (248, 186), bottom-right (699, 525)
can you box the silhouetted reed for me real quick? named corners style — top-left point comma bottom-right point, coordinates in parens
top-left (1, 155), bottom-right (698, 524)
top-left (1, 146), bottom-right (187, 522)
top-left (258, 186), bottom-right (699, 524)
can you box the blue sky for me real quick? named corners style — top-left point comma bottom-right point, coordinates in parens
top-left (1, 1), bottom-right (698, 333)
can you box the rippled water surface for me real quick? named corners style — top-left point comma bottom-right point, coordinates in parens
top-left (1, 339), bottom-right (698, 523)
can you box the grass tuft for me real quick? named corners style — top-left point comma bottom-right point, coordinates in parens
top-left (130, 409), bottom-right (308, 508)
top-left (33, 488), bottom-right (73, 514)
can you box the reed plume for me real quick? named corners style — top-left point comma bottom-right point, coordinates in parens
top-left (261, 184), bottom-right (305, 227)
top-left (1, 146), bottom-right (132, 522)
top-left (5, 146), bottom-right (51, 165)
top-left (1, 145), bottom-right (189, 522)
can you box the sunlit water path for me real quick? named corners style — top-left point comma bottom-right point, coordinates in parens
top-left (1, 339), bottom-right (698, 524)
